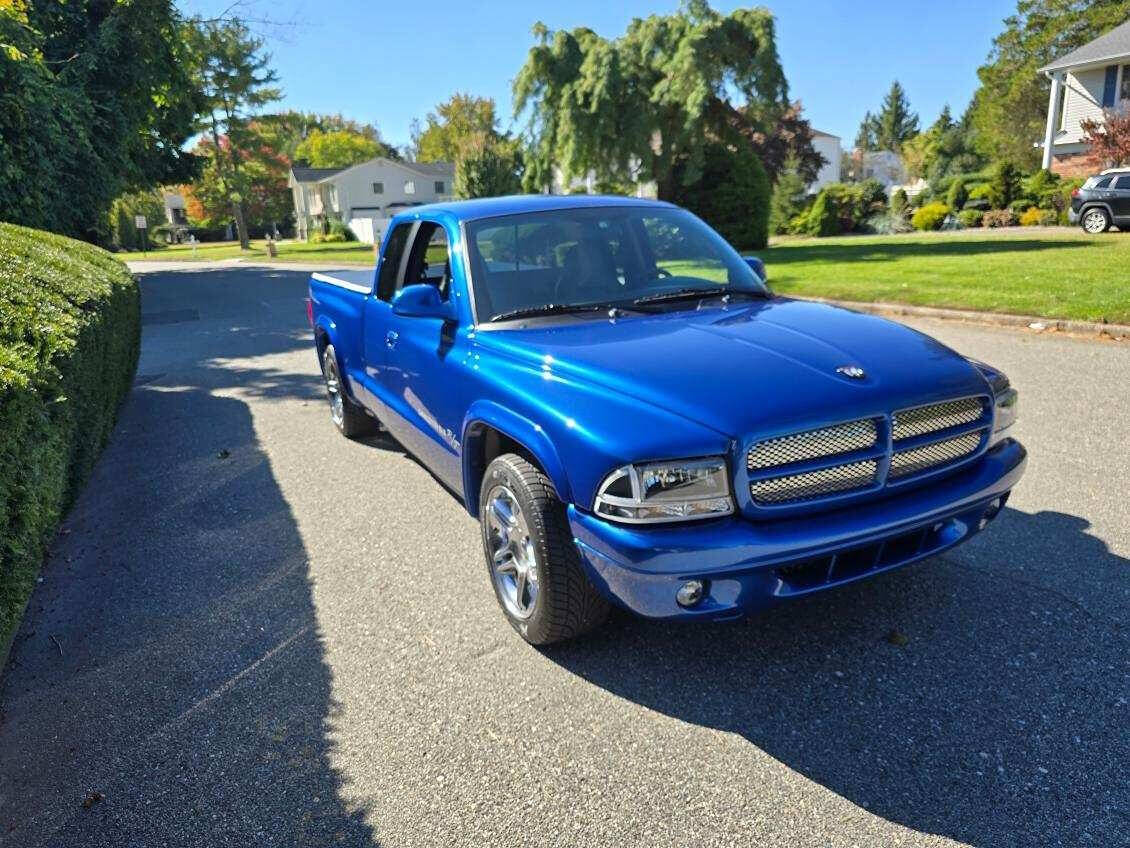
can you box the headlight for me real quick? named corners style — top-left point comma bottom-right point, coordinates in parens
top-left (593, 457), bottom-right (734, 524)
top-left (990, 385), bottom-right (1018, 446)
top-left (971, 359), bottom-right (1018, 447)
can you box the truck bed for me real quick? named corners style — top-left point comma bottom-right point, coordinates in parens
top-left (311, 270), bottom-right (372, 293)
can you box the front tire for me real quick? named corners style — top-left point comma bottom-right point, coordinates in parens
top-left (321, 344), bottom-right (377, 438)
top-left (1081, 207), bottom-right (1111, 234)
top-left (479, 454), bottom-right (609, 645)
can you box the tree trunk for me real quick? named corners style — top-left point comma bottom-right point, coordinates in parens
top-left (232, 200), bottom-right (250, 250)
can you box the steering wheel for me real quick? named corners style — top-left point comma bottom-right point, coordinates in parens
top-left (653, 266), bottom-right (673, 279)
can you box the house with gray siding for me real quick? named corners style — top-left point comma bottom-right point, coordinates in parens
top-left (1039, 19), bottom-right (1130, 174)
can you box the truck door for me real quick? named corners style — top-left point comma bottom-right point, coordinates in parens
top-left (358, 221), bottom-right (414, 417)
top-left (379, 220), bottom-right (465, 490)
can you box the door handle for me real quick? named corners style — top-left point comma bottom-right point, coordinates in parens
top-left (385, 330), bottom-right (399, 349)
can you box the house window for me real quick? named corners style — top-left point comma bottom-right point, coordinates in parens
top-left (372, 182), bottom-right (384, 194)
top-left (404, 180), bottom-right (416, 195)
top-left (329, 185), bottom-right (339, 208)
top-left (434, 180), bottom-right (445, 194)
top-left (1122, 65), bottom-right (1130, 101)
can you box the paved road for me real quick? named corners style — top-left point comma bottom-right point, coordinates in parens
top-left (1, 265), bottom-right (1126, 847)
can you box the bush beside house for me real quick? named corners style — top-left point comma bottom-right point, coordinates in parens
top-left (0, 223), bottom-right (140, 657)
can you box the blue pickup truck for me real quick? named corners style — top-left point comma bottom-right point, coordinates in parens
top-left (308, 195), bottom-right (1025, 644)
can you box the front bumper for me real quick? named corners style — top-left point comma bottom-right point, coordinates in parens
top-left (568, 438), bottom-right (1027, 619)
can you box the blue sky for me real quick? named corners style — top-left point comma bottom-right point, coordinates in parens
top-left (181, 0), bottom-right (1017, 149)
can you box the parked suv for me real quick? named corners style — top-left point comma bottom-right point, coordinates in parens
top-left (1070, 167), bottom-right (1130, 233)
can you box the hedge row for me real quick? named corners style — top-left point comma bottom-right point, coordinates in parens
top-left (0, 222), bottom-right (139, 655)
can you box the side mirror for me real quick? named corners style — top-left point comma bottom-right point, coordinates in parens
top-left (742, 255), bottom-right (768, 281)
top-left (392, 283), bottom-right (457, 321)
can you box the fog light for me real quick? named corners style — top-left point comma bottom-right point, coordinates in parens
top-left (979, 497), bottom-right (1004, 529)
top-left (676, 579), bottom-right (706, 608)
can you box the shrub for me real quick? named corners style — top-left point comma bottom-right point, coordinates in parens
top-left (671, 142), bottom-right (770, 249)
top-left (803, 189), bottom-right (839, 236)
top-left (946, 180), bottom-right (968, 211)
top-left (911, 202), bottom-right (950, 231)
top-left (890, 188), bottom-right (908, 217)
top-left (866, 212), bottom-right (913, 235)
top-left (957, 209), bottom-right (984, 228)
top-left (987, 162), bottom-right (1022, 210)
top-left (800, 180), bottom-right (887, 237)
top-left (1018, 208), bottom-right (1059, 226)
top-left (1008, 198), bottom-right (1034, 214)
top-left (982, 209), bottom-right (1018, 228)
top-left (0, 223), bottom-right (139, 656)
top-left (327, 219), bottom-right (358, 242)
top-left (968, 183), bottom-right (992, 201)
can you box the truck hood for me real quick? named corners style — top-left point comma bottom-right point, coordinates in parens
top-left (474, 298), bottom-right (990, 438)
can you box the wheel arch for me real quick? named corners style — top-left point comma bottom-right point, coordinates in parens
top-left (461, 403), bottom-right (573, 519)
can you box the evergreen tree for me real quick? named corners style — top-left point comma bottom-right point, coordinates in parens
top-left (184, 18), bottom-right (281, 249)
top-left (855, 111), bottom-right (879, 151)
top-left (874, 80), bottom-right (919, 151)
top-left (768, 155), bottom-right (809, 234)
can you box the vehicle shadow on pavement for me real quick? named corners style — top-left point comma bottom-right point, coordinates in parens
top-left (545, 506), bottom-right (1126, 847)
top-left (0, 380), bottom-right (379, 846)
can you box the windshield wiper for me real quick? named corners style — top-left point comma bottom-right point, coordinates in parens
top-left (633, 286), bottom-right (762, 306)
top-left (489, 302), bottom-right (619, 322)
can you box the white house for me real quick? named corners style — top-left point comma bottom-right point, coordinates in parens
top-left (1039, 19), bottom-right (1130, 175)
top-left (289, 157), bottom-right (454, 242)
top-left (857, 150), bottom-right (907, 191)
top-left (808, 129), bottom-right (842, 192)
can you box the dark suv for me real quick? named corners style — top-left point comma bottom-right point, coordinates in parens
top-left (1070, 168), bottom-right (1130, 233)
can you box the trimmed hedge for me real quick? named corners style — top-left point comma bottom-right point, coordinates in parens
top-left (0, 223), bottom-right (139, 655)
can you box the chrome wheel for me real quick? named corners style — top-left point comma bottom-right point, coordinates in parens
top-left (1082, 209), bottom-right (1109, 234)
top-left (323, 352), bottom-right (345, 427)
top-left (485, 484), bottom-right (539, 619)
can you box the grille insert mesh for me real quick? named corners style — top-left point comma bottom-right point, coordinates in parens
top-left (890, 432), bottom-right (982, 479)
top-left (747, 419), bottom-right (878, 470)
top-left (750, 460), bottom-right (878, 504)
top-left (892, 397), bottom-right (985, 441)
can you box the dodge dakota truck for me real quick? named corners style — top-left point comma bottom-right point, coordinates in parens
top-left (307, 195), bottom-right (1025, 644)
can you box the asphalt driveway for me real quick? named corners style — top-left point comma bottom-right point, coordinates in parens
top-left (0, 265), bottom-right (1126, 847)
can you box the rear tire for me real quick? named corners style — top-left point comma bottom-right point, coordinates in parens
top-left (321, 344), bottom-right (377, 438)
top-left (479, 454), bottom-right (609, 645)
top-left (1081, 207), bottom-right (1111, 234)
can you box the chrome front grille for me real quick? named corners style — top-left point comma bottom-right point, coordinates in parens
top-left (746, 419), bottom-right (878, 470)
top-left (745, 395), bottom-right (991, 507)
top-left (892, 397), bottom-right (985, 440)
top-left (890, 431), bottom-right (982, 479)
top-left (750, 460), bottom-right (878, 504)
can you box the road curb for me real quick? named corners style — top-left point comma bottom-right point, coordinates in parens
top-left (799, 296), bottom-right (1130, 340)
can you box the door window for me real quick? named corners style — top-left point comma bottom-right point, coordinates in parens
top-left (377, 223), bottom-right (414, 301)
top-left (403, 222), bottom-right (453, 299)
top-left (1113, 175), bottom-right (1130, 190)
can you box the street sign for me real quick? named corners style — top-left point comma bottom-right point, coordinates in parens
top-left (134, 215), bottom-right (147, 229)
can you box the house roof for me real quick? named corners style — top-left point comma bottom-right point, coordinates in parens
top-left (291, 166), bottom-right (346, 183)
top-left (292, 157), bottom-right (455, 185)
top-left (811, 129), bottom-right (840, 140)
top-left (1040, 19), bottom-right (1130, 73)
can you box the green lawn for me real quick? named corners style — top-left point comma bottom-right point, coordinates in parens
top-left (117, 238), bottom-right (375, 264)
top-left (123, 228), bottom-right (1130, 324)
top-left (761, 228), bottom-right (1130, 324)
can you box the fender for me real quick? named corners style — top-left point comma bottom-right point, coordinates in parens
top-left (1080, 200), bottom-right (1116, 218)
top-left (461, 400), bottom-right (573, 518)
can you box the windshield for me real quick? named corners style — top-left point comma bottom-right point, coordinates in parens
top-left (464, 206), bottom-right (768, 322)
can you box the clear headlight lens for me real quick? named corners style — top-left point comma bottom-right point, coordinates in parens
top-left (593, 457), bottom-right (734, 524)
top-left (990, 386), bottom-right (1018, 446)
top-left (971, 359), bottom-right (1018, 447)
